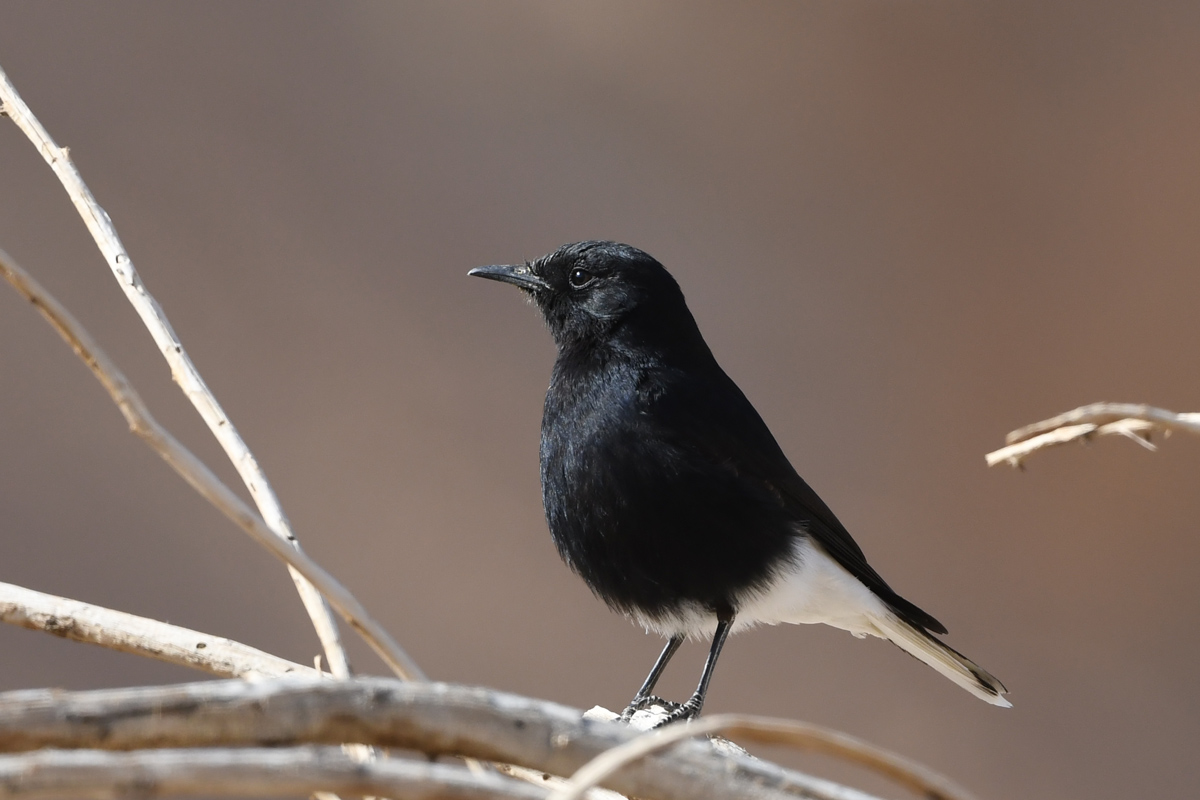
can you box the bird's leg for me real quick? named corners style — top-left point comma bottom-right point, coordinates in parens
top-left (657, 612), bottom-right (733, 727)
top-left (620, 635), bottom-right (683, 720)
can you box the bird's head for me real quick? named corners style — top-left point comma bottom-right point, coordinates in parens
top-left (470, 241), bottom-right (694, 350)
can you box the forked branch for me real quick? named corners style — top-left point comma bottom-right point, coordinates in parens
top-left (0, 61), bottom-right (349, 678)
top-left (0, 246), bottom-right (422, 682)
top-left (986, 402), bottom-right (1200, 468)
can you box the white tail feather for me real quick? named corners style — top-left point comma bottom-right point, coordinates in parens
top-left (871, 612), bottom-right (1011, 707)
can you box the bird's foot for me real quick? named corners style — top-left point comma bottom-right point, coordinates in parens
top-left (619, 694), bottom-right (672, 722)
top-left (653, 696), bottom-right (703, 728)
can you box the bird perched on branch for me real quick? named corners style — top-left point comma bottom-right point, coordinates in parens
top-left (470, 241), bottom-right (1008, 724)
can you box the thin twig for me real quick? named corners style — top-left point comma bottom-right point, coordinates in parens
top-left (551, 714), bottom-right (977, 800)
top-left (0, 584), bottom-right (359, 800)
top-left (0, 581), bottom-right (319, 680)
top-left (0, 60), bottom-right (350, 678)
top-left (0, 747), bottom-right (545, 800)
top-left (0, 245), bottom-right (423, 681)
top-left (0, 678), bottom-right (884, 800)
top-left (986, 402), bottom-right (1200, 467)
top-left (493, 764), bottom-right (627, 800)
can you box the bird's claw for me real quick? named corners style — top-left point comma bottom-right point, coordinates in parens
top-left (619, 694), bottom-right (670, 721)
top-left (653, 697), bottom-right (702, 728)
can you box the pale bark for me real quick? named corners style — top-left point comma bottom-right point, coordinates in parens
top-left (553, 713), bottom-right (977, 800)
top-left (986, 402), bottom-right (1200, 467)
top-left (0, 244), bottom-right (423, 682)
top-left (0, 747), bottom-right (544, 800)
top-left (0, 63), bottom-right (351, 678)
top-left (0, 677), bottom-right (883, 800)
top-left (0, 582), bottom-right (318, 680)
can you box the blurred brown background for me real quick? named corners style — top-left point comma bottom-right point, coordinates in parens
top-left (1, 3), bottom-right (1198, 798)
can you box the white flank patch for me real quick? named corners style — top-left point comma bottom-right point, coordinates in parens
top-left (629, 535), bottom-right (1011, 706)
top-left (628, 536), bottom-right (887, 639)
top-left (735, 536), bottom-right (891, 634)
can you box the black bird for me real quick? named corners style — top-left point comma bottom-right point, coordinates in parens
top-left (470, 241), bottom-right (1008, 723)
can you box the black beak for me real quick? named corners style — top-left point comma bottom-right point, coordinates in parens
top-left (468, 263), bottom-right (550, 292)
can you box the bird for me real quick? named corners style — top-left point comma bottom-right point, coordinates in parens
top-left (469, 241), bottom-right (1009, 724)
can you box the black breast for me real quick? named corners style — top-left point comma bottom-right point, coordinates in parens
top-left (539, 348), bottom-right (798, 620)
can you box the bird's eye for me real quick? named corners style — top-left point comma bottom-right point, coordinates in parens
top-left (568, 268), bottom-right (596, 289)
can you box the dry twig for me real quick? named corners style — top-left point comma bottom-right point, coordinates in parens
top-left (0, 245), bottom-right (423, 682)
top-left (0, 581), bottom-right (318, 680)
top-left (0, 584), bottom-right (930, 800)
top-left (0, 61), bottom-right (351, 678)
top-left (553, 714), bottom-right (976, 800)
top-left (0, 677), bottom-right (884, 800)
top-left (0, 747), bottom-right (544, 800)
top-left (986, 402), bottom-right (1200, 468)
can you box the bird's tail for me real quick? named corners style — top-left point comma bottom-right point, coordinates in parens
top-left (870, 612), bottom-right (1011, 707)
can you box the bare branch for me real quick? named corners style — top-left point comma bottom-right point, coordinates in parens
top-left (986, 402), bottom-right (1200, 467)
top-left (0, 747), bottom-right (545, 800)
top-left (0, 678), bottom-right (884, 800)
top-left (0, 581), bottom-right (318, 680)
top-left (0, 245), bottom-right (423, 681)
top-left (553, 714), bottom-right (976, 800)
top-left (1003, 402), bottom-right (1200, 443)
top-left (0, 61), bottom-right (350, 678)
top-left (0, 590), bottom-right (887, 800)
top-left (494, 764), bottom-right (627, 800)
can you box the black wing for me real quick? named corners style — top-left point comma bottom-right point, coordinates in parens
top-left (654, 365), bottom-right (947, 635)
